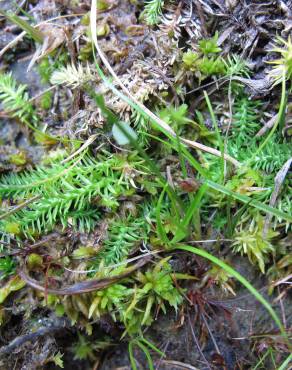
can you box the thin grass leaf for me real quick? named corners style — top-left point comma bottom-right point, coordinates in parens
top-left (175, 244), bottom-right (287, 339)
top-left (140, 338), bottom-right (165, 357)
top-left (251, 73), bottom-right (287, 160)
top-left (0, 10), bottom-right (43, 43)
top-left (204, 91), bottom-right (225, 182)
top-left (181, 184), bottom-right (208, 229)
top-left (278, 353), bottom-right (292, 370)
top-left (179, 147), bottom-right (292, 222)
top-left (156, 186), bottom-right (171, 245)
top-left (205, 179), bottom-right (292, 222)
top-left (136, 341), bottom-right (154, 370)
top-left (128, 342), bottom-right (138, 370)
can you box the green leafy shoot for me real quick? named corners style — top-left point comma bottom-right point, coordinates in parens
top-left (49, 352), bottom-right (64, 368)
top-left (0, 72), bottom-right (76, 144)
top-left (224, 55), bottom-right (250, 77)
top-left (72, 333), bottom-right (96, 361)
top-left (199, 31), bottom-right (222, 55)
top-left (198, 31), bottom-right (221, 55)
top-left (89, 283), bottom-right (132, 320)
top-left (100, 216), bottom-right (148, 265)
top-left (50, 63), bottom-right (94, 88)
top-left (0, 257), bottom-right (16, 280)
top-left (0, 154), bottom-right (146, 238)
top-left (128, 336), bottom-right (164, 370)
top-left (204, 91), bottom-right (225, 183)
top-left (143, 0), bottom-right (164, 26)
top-left (268, 35), bottom-right (292, 85)
top-left (182, 51), bottom-right (226, 79)
top-left (0, 72), bottom-right (37, 124)
top-left (232, 216), bottom-right (278, 273)
top-left (0, 275), bottom-right (26, 304)
top-left (134, 257), bottom-right (183, 325)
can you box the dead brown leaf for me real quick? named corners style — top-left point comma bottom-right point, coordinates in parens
top-left (27, 23), bottom-right (66, 71)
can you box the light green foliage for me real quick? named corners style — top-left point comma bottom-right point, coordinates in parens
top-left (0, 72), bottom-right (37, 124)
top-left (183, 51), bottom-right (225, 81)
top-left (45, 263), bottom-right (131, 323)
top-left (226, 95), bottom-right (290, 174)
top-left (200, 87), bottom-right (290, 247)
top-left (183, 33), bottom-right (249, 82)
top-left (143, 0), bottom-right (164, 25)
top-left (198, 31), bottom-right (221, 55)
top-left (27, 253), bottom-right (43, 270)
top-left (132, 257), bottom-right (183, 325)
top-left (250, 140), bottom-right (291, 173)
top-left (40, 91), bottom-right (53, 110)
top-left (49, 258), bottom-right (183, 335)
top-left (274, 194), bottom-right (291, 231)
top-left (73, 246), bottom-right (97, 259)
top-left (0, 275), bottom-right (25, 304)
top-left (182, 51), bottom-right (200, 71)
top-left (219, 94), bottom-right (288, 176)
top-left (96, 0), bottom-right (112, 11)
top-left (197, 56), bottom-right (226, 78)
top-left (131, 110), bottom-right (150, 146)
top-left (72, 333), bottom-right (111, 361)
top-left (38, 54), bottom-right (70, 84)
top-left (0, 153), bottom-right (146, 237)
top-left (0, 9), bottom-right (43, 43)
top-left (203, 162), bottom-right (273, 218)
top-left (0, 257), bottom-right (16, 280)
top-left (50, 63), bottom-right (94, 88)
top-left (232, 216), bottom-right (278, 273)
top-left (72, 333), bottom-right (96, 360)
top-left (101, 216), bottom-right (148, 265)
top-left (49, 352), bottom-right (64, 368)
top-left (9, 151), bottom-right (28, 166)
top-left (112, 121), bottom-right (138, 146)
top-left (41, 149), bottom-right (67, 164)
top-left (183, 32), bottom-right (224, 79)
top-left (2, 222), bottom-right (21, 235)
top-left (0, 4), bottom-right (290, 367)
top-left (268, 35), bottom-right (292, 84)
top-left (228, 97), bottom-right (261, 156)
top-left (143, 199), bottom-right (181, 237)
top-left (78, 42), bottom-right (94, 62)
top-left (226, 169), bottom-right (264, 197)
top-left (0, 160), bottom-right (75, 198)
top-left (38, 58), bottom-right (53, 84)
top-left (89, 283), bottom-right (132, 320)
top-left (204, 264), bottom-right (235, 295)
top-left (159, 104), bottom-right (191, 133)
top-left (224, 55), bottom-right (250, 77)
top-left (128, 336), bottom-right (163, 370)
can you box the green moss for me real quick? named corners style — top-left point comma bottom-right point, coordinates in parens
top-left (39, 90), bottom-right (53, 110)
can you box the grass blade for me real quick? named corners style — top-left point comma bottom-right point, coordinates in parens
top-left (205, 179), bottom-right (292, 222)
top-left (174, 244), bottom-right (287, 339)
top-left (128, 341), bottom-right (138, 370)
top-left (278, 353), bottom-right (292, 370)
top-left (0, 10), bottom-right (43, 43)
top-left (204, 91), bottom-right (225, 182)
top-left (136, 341), bottom-right (154, 370)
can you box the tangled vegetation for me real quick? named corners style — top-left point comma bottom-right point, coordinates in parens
top-left (0, 0), bottom-right (291, 369)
